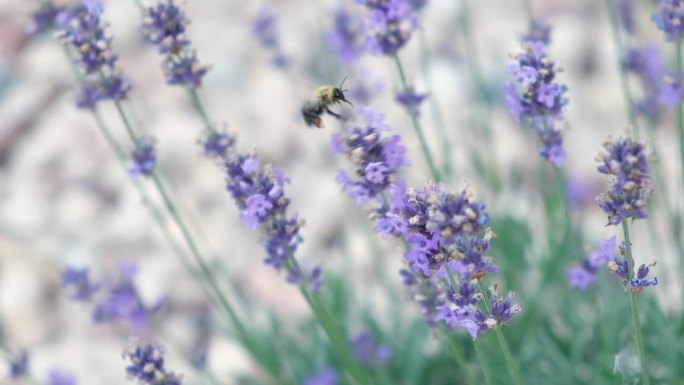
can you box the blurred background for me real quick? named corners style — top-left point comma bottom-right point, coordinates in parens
top-left (0, 0), bottom-right (681, 384)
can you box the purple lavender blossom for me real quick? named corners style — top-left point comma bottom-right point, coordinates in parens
top-left (47, 369), bottom-right (77, 385)
top-left (520, 20), bottom-right (551, 44)
top-left (395, 87), bottom-right (428, 116)
top-left (62, 266), bottom-right (98, 301)
top-left (506, 37), bottom-right (569, 167)
top-left (27, 3), bottom-right (63, 35)
top-left (92, 264), bottom-right (162, 330)
top-left (140, 1), bottom-right (210, 88)
top-left (566, 235), bottom-right (617, 291)
top-left (141, 2), bottom-right (190, 54)
top-left (55, 5), bottom-right (132, 107)
top-left (302, 368), bottom-right (339, 385)
top-left (358, 0), bottom-right (420, 56)
top-left (566, 265), bottom-right (596, 290)
top-left (329, 5), bottom-right (366, 63)
top-left (350, 331), bottom-right (392, 366)
top-left (331, 107), bottom-right (409, 204)
top-left (252, 8), bottom-right (290, 68)
top-left (596, 134), bottom-right (653, 225)
top-left (128, 137), bottom-right (157, 178)
top-left (616, 0), bottom-right (635, 35)
top-left (652, 0), bottom-right (684, 42)
top-left (200, 130), bottom-right (236, 158)
top-left (349, 69), bottom-right (384, 104)
top-left (123, 342), bottom-right (182, 385)
top-left (604, 240), bottom-right (659, 294)
top-left (622, 45), bottom-right (666, 122)
top-left (659, 73), bottom-right (684, 107)
top-left (8, 351), bottom-right (29, 378)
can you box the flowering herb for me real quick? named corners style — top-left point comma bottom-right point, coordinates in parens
top-left (566, 235), bottom-right (616, 291)
top-left (595, 134), bottom-right (653, 225)
top-left (622, 45), bottom-right (667, 123)
top-left (251, 8), bottom-right (289, 68)
top-left (62, 266), bottom-right (99, 301)
top-left (357, 0), bottom-right (420, 55)
top-left (506, 33), bottom-right (569, 167)
top-left (329, 5), bottom-right (366, 64)
top-left (652, 0), bottom-right (684, 42)
top-left (395, 86), bottom-right (428, 116)
top-left (128, 136), bottom-right (158, 178)
top-left (123, 342), bottom-right (182, 385)
top-left (331, 107), bottom-right (409, 205)
top-left (301, 367), bottom-right (340, 385)
top-left (520, 20), bottom-right (551, 44)
top-left (47, 369), bottom-right (77, 385)
top-left (27, 2), bottom-right (64, 35)
top-left (608, 240), bottom-right (658, 294)
top-left (141, 1), bottom-right (210, 88)
top-left (8, 351), bottom-right (29, 379)
top-left (350, 331), bottom-right (392, 366)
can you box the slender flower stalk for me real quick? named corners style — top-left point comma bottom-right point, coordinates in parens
top-left (595, 133), bottom-right (655, 385)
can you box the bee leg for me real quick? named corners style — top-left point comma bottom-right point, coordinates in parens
top-left (324, 107), bottom-right (341, 119)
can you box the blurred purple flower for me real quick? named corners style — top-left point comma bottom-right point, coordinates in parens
top-left (616, 0), bottom-right (635, 35)
top-left (506, 36), bottom-right (569, 167)
top-left (27, 3), bottom-right (64, 35)
top-left (623, 45), bottom-right (666, 122)
top-left (8, 351), bottom-right (29, 379)
top-left (128, 136), bottom-right (157, 178)
top-left (566, 265), bottom-right (596, 290)
top-left (302, 368), bottom-right (339, 385)
top-left (252, 8), bottom-right (290, 68)
top-left (395, 87), bottom-right (428, 116)
top-left (123, 342), bottom-right (182, 385)
top-left (520, 20), bottom-right (551, 44)
top-left (652, 0), bottom-right (684, 42)
top-left (350, 331), bottom-right (392, 366)
top-left (596, 134), bottom-right (653, 225)
top-left (329, 5), bottom-right (366, 63)
top-left (358, 0), bottom-right (420, 55)
top-left (62, 266), bottom-right (98, 301)
top-left (47, 369), bottom-right (77, 385)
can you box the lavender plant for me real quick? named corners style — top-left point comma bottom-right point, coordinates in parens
top-left (9, 0), bottom-right (684, 384)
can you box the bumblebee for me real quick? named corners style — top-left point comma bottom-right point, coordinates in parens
top-left (301, 78), bottom-right (352, 128)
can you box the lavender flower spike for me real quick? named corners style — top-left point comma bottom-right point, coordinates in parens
top-left (596, 134), bottom-right (653, 225)
top-left (123, 341), bottom-right (182, 385)
top-left (652, 0), bottom-right (684, 42)
top-left (331, 106), bottom-right (409, 206)
top-left (140, 1), bottom-right (210, 88)
top-left (506, 32), bottom-right (569, 167)
top-left (128, 136), bottom-right (157, 178)
top-left (358, 0), bottom-right (420, 56)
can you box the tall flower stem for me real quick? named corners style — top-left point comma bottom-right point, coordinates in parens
top-left (418, 32), bottom-right (453, 179)
top-left (393, 53), bottom-right (443, 181)
top-left (439, 326), bottom-right (478, 385)
top-left (477, 282), bottom-right (524, 385)
top-left (676, 37), bottom-right (684, 192)
top-left (472, 338), bottom-right (493, 385)
top-left (621, 221), bottom-right (651, 385)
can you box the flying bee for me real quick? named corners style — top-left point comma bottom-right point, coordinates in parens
top-left (301, 77), bottom-right (352, 128)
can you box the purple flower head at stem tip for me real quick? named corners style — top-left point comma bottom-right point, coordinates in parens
top-left (395, 86), bottom-right (428, 116)
top-left (141, 2), bottom-right (190, 54)
top-left (596, 134), bottom-right (653, 225)
top-left (652, 0), bottom-right (684, 42)
top-left (329, 5), bottom-right (366, 64)
top-left (332, 106), bottom-right (409, 205)
top-left (62, 266), bottom-right (98, 301)
top-left (506, 35), bottom-right (569, 167)
top-left (358, 0), bottom-right (420, 56)
top-left (163, 51), bottom-right (211, 89)
top-left (520, 20), bottom-right (551, 44)
top-left (28, 3), bottom-right (64, 35)
top-left (128, 136), bottom-right (157, 178)
top-left (350, 331), bottom-right (392, 366)
top-left (47, 369), bottom-right (77, 385)
top-left (566, 235), bottom-right (617, 291)
top-left (200, 130), bottom-right (236, 158)
top-left (123, 341), bottom-right (183, 385)
top-left (603, 239), bottom-right (659, 294)
top-left (302, 368), bottom-right (339, 385)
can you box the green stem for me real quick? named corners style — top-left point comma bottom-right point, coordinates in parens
top-left (439, 326), bottom-right (478, 385)
top-left (477, 282), bottom-right (524, 385)
top-left (188, 88), bottom-right (214, 133)
top-left (473, 338), bottom-right (494, 385)
top-left (605, 0), bottom-right (639, 133)
top-left (676, 38), bottom-right (684, 191)
top-left (393, 53), bottom-right (443, 181)
top-left (418, 32), bottom-right (453, 179)
top-left (621, 222), bottom-right (650, 385)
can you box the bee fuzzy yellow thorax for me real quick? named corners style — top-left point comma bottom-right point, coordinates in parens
top-left (314, 86), bottom-right (336, 104)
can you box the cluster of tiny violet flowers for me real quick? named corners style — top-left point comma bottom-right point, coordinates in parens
top-left (395, 86), bottom-right (428, 116)
top-left (301, 368), bottom-right (340, 385)
top-left (380, 182), bottom-right (519, 339)
top-left (652, 0), bottom-right (684, 42)
top-left (622, 45), bottom-right (667, 122)
top-left (357, 0), bottom-right (420, 55)
top-left (47, 369), bottom-right (77, 385)
top-left (610, 241), bottom-right (659, 294)
top-left (123, 341), bottom-right (182, 385)
top-left (62, 264), bottom-right (164, 330)
top-left (328, 5), bottom-right (366, 64)
top-left (251, 7), bottom-right (289, 68)
top-left (349, 331), bottom-right (392, 367)
top-left (140, 1), bottom-right (210, 88)
top-left (595, 134), bottom-right (653, 225)
top-left (128, 136), bottom-right (158, 178)
top-left (520, 20), bottom-right (551, 44)
top-left (53, 4), bottom-right (131, 109)
top-left (566, 235), bottom-right (617, 291)
top-left (331, 106), bottom-right (409, 205)
top-left (505, 34), bottom-right (569, 167)
top-left (27, 2), bottom-right (64, 35)
top-left (214, 133), bottom-right (322, 291)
